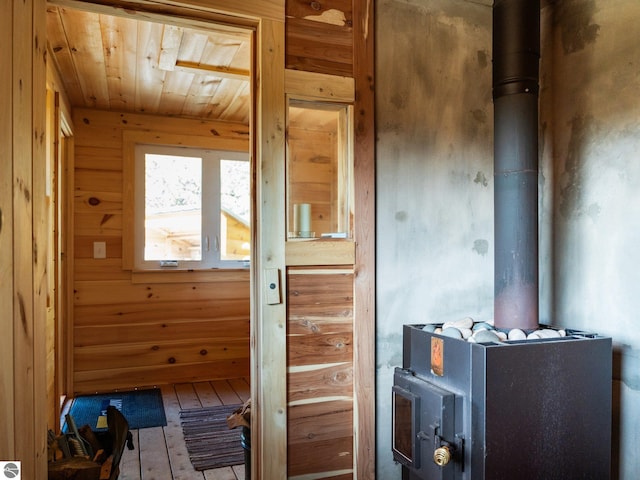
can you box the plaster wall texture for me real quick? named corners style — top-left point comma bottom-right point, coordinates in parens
top-left (375, 0), bottom-right (493, 477)
top-left (376, 0), bottom-right (640, 478)
top-left (547, 0), bottom-right (640, 478)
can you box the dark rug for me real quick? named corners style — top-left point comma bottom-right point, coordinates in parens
top-left (180, 404), bottom-right (245, 471)
top-left (64, 388), bottom-right (167, 432)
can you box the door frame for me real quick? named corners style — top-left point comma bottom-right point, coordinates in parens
top-left (48, 1), bottom-right (287, 477)
top-left (49, 86), bottom-right (75, 427)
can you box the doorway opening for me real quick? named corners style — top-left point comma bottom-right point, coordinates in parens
top-left (46, 2), bottom-right (255, 476)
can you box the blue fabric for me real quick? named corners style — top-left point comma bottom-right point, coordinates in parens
top-left (64, 388), bottom-right (167, 431)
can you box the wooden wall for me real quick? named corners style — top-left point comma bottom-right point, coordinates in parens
top-left (222, 211), bottom-right (251, 260)
top-left (72, 108), bottom-right (251, 393)
top-left (283, 0), bottom-right (375, 477)
top-left (0, 0), bottom-right (48, 476)
top-left (286, 0), bottom-right (353, 76)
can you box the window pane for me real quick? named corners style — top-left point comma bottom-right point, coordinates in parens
top-left (287, 101), bottom-right (352, 239)
top-left (220, 158), bottom-right (250, 261)
top-left (144, 153), bottom-right (202, 261)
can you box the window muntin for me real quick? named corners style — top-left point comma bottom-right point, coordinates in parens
top-left (134, 144), bottom-right (250, 270)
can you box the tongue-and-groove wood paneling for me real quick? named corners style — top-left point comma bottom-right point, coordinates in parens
top-left (0, 0), bottom-right (48, 476)
top-left (71, 108), bottom-right (251, 393)
top-left (287, 267), bottom-right (355, 477)
top-left (285, 0), bottom-right (353, 76)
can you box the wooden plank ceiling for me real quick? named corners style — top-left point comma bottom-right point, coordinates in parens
top-left (46, 5), bottom-right (251, 123)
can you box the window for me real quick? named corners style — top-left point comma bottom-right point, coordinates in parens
top-left (286, 100), bottom-right (353, 239)
top-left (134, 144), bottom-right (250, 270)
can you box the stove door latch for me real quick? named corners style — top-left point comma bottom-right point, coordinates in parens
top-left (433, 445), bottom-right (451, 466)
top-left (431, 425), bottom-right (464, 470)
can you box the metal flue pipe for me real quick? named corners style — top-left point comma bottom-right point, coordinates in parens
top-left (493, 0), bottom-right (540, 331)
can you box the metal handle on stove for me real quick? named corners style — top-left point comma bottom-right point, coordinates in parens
top-left (433, 445), bottom-right (451, 466)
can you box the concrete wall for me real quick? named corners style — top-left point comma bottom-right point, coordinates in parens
top-left (546, 0), bottom-right (640, 478)
top-left (376, 0), bottom-right (640, 478)
top-left (375, 1), bottom-right (493, 477)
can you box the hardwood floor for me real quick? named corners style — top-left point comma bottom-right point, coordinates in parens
top-left (118, 379), bottom-right (250, 480)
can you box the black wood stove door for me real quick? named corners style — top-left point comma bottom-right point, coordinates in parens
top-left (393, 368), bottom-right (460, 479)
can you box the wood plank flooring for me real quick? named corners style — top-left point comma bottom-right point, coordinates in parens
top-left (118, 379), bottom-right (249, 480)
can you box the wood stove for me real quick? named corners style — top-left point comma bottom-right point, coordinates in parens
top-left (392, 1), bottom-right (613, 477)
top-left (392, 324), bottom-right (611, 479)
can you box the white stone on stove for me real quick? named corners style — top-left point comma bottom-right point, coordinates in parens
top-left (558, 329), bottom-right (567, 337)
top-left (459, 328), bottom-right (473, 339)
top-left (422, 324), bottom-right (437, 333)
top-left (508, 328), bottom-right (526, 341)
top-left (443, 316), bottom-right (474, 331)
top-left (434, 327), bottom-right (443, 334)
top-left (527, 331), bottom-right (542, 340)
top-left (472, 322), bottom-right (493, 332)
top-left (441, 327), bottom-right (463, 339)
top-left (538, 329), bottom-right (561, 338)
top-left (495, 331), bottom-right (508, 341)
top-left (472, 329), bottom-right (501, 343)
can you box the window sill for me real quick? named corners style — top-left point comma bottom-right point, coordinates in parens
top-left (131, 268), bottom-right (250, 284)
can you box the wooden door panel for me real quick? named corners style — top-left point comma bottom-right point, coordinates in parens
top-left (286, 266), bottom-right (355, 477)
top-left (288, 400), bottom-right (354, 477)
top-left (288, 363), bottom-right (353, 402)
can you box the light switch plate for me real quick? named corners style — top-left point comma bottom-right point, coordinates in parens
top-left (93, 241), bottom-right (106, 259)
top-left (265, 268), bottom-right (281, 305)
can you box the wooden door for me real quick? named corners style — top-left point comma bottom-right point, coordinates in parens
top-left (282, 3), bottom-right (376, 476)
top-left (281, 73), bottom-right (362, 478)
top-left (283, 84), bottom-right (353, 475)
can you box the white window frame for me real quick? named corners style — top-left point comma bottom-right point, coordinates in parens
top-left (134, 143), bottom-right (250, 270)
